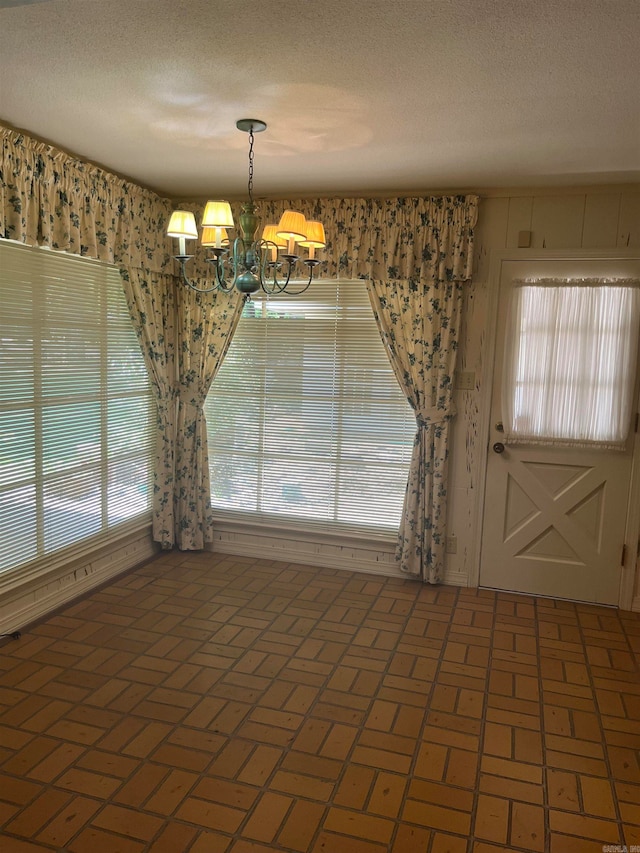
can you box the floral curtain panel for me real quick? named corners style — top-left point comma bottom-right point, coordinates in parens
top-left (175, 284), bottom-right (243, 550)
top-left (367, 278), bottom-right (464, 583)
top-left (120, 268), bottom-right (179, 549)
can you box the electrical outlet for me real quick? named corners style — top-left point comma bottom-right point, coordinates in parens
top-left (446, 536), bottom-right (457, 554)
top-left (455, 371), bottom-right (475, 391)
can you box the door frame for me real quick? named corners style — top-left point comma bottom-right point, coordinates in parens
top-left (469, 249), bottom-right (640, 610)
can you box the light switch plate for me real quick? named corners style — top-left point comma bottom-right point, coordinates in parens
top-left (518, 230), bottom-right (532, 248)
top-left (456, 371), bottom-right (475, 391)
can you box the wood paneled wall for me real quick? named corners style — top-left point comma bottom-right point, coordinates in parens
top-left (447, 186), bottom-right (640, 605)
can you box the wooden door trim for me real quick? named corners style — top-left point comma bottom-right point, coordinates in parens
top-left (469, 249), bottom-right (640, 610)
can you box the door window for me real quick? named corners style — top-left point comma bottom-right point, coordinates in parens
top-left (502, 279), bottom-right (640, 448)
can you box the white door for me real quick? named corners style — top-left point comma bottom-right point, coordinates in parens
top-left (480, 257), bottom-right (640, 605)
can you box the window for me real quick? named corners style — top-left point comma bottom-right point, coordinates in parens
top-left (0, 240), bottom-right (155, 575)
top-left (205, 280), bottom-right (415, 533)
top-left (502, 281), bottom-right (640, 447)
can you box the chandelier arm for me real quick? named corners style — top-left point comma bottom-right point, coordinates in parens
top-left (277, 264), bottom-right (315, 296)
top-left (176, 257), bottom-right (234, 294)
top-left (209, 255), bottom-right (237, 293)
top-left (265, 274), bottom-right (287, 295)
top-left (256, 239), bottom-right (288, 294)
top-left (257, 247), bottom-right (278, 294)
top-left (261, 269), bottom-right (288, 295)
top-left (231, 237), bottom-right (251, 285)
top-left (263, 259), bottom-right (296, 294)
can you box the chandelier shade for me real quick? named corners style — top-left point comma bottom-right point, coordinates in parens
top-left (299, 220), bottom-right (326, 260)
top-left (299, 220), bottom-right (326, 248)
top-left (276, 210), bottom-right (308, 241)
top-left (201, 226), bottom-right (229, 247)
top-left (167, 210), bottom-right (198, 257)
top-left (261, 224), bottom-right (287, 263)
top-left (201, 200), bottom-right (235, 228)
top-left (166, 210), bottom-right (198, 239)
top-left (165, 119), bottom-right (325, 297)
top-left (260, 224), bottom-right (287, 248)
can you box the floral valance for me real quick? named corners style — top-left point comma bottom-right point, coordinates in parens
top-left (254, 197), bottom-right (478, 282)
top-left (0, 124), bottom-right (174, 274)
top-left (179, 196), bottom-right (478, 283)
top-left (2, 123), bottom-right (478, 282)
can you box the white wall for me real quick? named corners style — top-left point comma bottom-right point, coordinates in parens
top-left (447, 186), bottom-right (640, 606)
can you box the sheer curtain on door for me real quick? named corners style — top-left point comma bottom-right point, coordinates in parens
top-left (502, 279), bottom-right (640, 450)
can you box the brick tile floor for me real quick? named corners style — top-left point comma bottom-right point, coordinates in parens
top-left (0, 550), bottom-right (639, 851)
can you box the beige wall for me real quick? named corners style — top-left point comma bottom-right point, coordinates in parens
top-left (447, 186), bottom-right (640, 606)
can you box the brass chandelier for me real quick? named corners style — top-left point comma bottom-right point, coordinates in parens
top-left (166, 119), bottom-right (326, 297)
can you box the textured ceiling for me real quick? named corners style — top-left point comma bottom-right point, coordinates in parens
top-left (1, 0), bottom-right (639, 200)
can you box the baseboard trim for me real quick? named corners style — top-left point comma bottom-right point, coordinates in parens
top-left (211, 539), bottom-right (406, 578)
top-left (632, 595), bottom-right (640, 613)
top-left (209, 521), bottom-right (468, 586)
top-left (0, 527), bottom-right (158, 633)
top-left (442, 570), bottom-right (470, 587)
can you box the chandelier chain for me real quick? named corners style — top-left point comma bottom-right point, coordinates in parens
top-left (247, 126), bottom-right (255, 204)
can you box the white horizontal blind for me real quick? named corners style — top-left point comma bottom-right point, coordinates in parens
top-left (0, 240), bottom-right (155, 575)
top-left (205, 280), bottom-right (415, 533)
top-left (503, 280), bottom-right (640, 447)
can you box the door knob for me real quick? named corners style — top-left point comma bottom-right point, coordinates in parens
top-left (493, 442), bottom-right (505, 454)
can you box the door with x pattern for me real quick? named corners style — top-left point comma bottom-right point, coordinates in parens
top-left (479, 256), bottom-right (640, 605)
